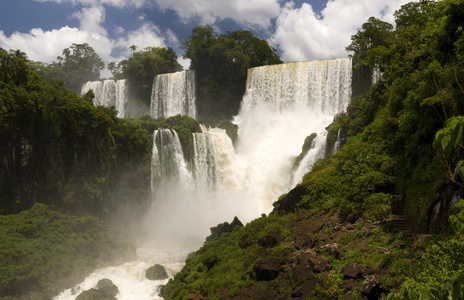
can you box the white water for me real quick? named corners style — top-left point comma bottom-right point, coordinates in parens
top-left (81, 79), bottom-right (128, 118)
top-left (55, 58), bottom-right (352, 299)
top-left (290, 131), bottom-right (328, 188)
top-left (150, 70), bottom-right (197, 119)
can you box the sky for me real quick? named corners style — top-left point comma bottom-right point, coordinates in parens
top-left (0, 0), bottom-right (412, 77)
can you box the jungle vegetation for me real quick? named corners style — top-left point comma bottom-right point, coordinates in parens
top-left (1, 0), bottom-right (464, 299)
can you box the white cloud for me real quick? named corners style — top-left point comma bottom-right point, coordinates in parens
top-left (114, 26), bottom-right (125, 35)
top-left (270, 0), bottom-right (411, 62)
top-left (115, 23), bottom-right (167, 57)
top-left (0, 2), bottom-right (174, 79)
top-left (72, 5), bottom-right (107, 35)
top-left (153, 0), bottom-right (281, 29)
top-left (178, 57), bottom-right (191, 70)
top-left (0, 27), bottom-right (94, 63)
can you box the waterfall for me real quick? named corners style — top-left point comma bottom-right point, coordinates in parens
top-left (193, 125), bottom-right (236, 189)
top-left (241, 58), bottom-right (352, 115)
top-left (81, 79), bottom-right (128, 118)
top-left (151, 128), bottom-right (193, 197)
top-left (235, 58), bottom-right (352, 192)
top-left (150, 70), bottom-right (197, 119)
top-left (289, 131), bottom-right (328, 187)
top-left (333, 128), bottom-right (343, 154)
top-left (54, 58), bottom-right (352, 300)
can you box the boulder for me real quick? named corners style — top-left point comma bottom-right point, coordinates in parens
top-left (273, 182), bottom-right (312, 213)
top-left (361, 275), bottom-right (381, 299)
top-left (146, 264), bottom-right (169, 280)
top-left (342, 264), bottom-right (363, 279)
top-left (307, 255), bottom-right (332, 273)
top-left (75, 289), bottom-right (110, 300)
top-left (254, 258), bottom-right (285, 281)
top-left (294, 234), bottom-right (316, 250)
top-left (96, 279), bottom-right (118, 298)
top-left (75, 279), bottom-right (118, 300)
top-left (156, 285), bottom-right (165, 297)
top-left (322, 243), bottom-right (340, 258)
top-left (206, 217), bottom-right (243, 242)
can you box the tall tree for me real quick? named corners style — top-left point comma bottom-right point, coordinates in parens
top-left (118, 46), bottom-right (182, 106)
top-left (182, 25), bottom-right (282, 118)
top-left (129, 44), bottom-right (138, 56)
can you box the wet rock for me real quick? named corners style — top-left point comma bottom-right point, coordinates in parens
top-left (156, 285), bottom-right (165, 297)
top-left (97, 278), bottom-right (118, 298)
top-left (254, 258), bottom-right (285, 281)
top-left (206, 216), bottom-right (243, 242)
top-left (307, 255), bottom-right (332, 273)
top-left (294, 234), bottom-right (316, 250)
top-left (342, 264), bottom-right (363, 279)
top-left (344, 279), bottom-right (357, 291)
top-left (322, 243), bottom-right (340, 258)
top-left (273, 182), bottom-right (311, 212)
top-left (146, 264), bottom-right (169, 280)
top-left (75, 279), bottom-right (118, 300)
top-left (361, 275), bottom-right (381, 299)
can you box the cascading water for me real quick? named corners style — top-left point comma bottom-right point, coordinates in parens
top-left (55, 58), bottom-right (352, 300)
top-left (81, 79), bottom-right (128, 118)
top-left (150, 70), bottom-right (197, 119)
top-left (151, 128), bottom-right (193, 195)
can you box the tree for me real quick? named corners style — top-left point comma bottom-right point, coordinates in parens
top-left (34, 43), bottom-right (105, 94)
top-left (118, 46), bottom-right (182, 106)
top-left (346, 17), bottom-right (394, 96)
top-left (182, 25), bottom-right (282, 118)
top-left (129, 44), bottom-right (138, 56)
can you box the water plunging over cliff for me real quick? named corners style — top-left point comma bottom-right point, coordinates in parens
top-left (149, 58), bottom-right (352, 234)
top-left (81, 79), bottom-right (128, 118)
top-left (150, 70), bottom-right (197, 119)
top-left (55, 58), bottom-right (352, 300)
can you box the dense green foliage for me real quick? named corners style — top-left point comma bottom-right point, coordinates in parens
top-left (110, 46), bottom-right (182, 107)
top-left (0, 48), bottom-right (199, 217)
top-left (0, 203), bottom-right (135, 300)
top-left (33, 43), bottom-right (104, 94)
top-left (324, 0), bottom-right (464, 229)
top-left (166, 1), bottom-right (464, 299)
top-left (164, 212), bottom-right (417, 300)
top-left (389, 200), bottom-right (464, 299)
top-left (182, 25), bottom-right (282, 118)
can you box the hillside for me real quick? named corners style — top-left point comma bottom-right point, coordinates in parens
top-left (164, 1), bottom-right (464, 299)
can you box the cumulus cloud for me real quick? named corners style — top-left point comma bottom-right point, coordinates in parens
top-left (153, 0), bottom-right (281, 29)
top-left (270, 0), bottom-right (411, 62)
top-left (0, 27), bottom-right (91, 63)
top-left (115, 23), bottom-right (167, 56)
top-left (0, 2), bottom-right (172, 78)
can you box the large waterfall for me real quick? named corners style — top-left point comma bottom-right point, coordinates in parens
top-left (148, 58), bottom-right (352, 237)
top-left (81, 79), bottom-right (128, 118)
top-left (150, 70), bottom-right (197, 119)
top-left (55, 58), bottom-right (352, 300)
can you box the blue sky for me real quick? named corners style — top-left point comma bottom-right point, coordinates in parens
top-left (0, 0), bottom-right (412, 77)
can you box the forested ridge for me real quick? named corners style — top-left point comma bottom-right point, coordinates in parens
top-left (1, 0), bottom-right (464, 299)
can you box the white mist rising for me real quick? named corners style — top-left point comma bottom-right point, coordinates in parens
top-left (144, 58), bottom-right (352, 248)
top-left (55, 58), bottom-right (352, 300)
